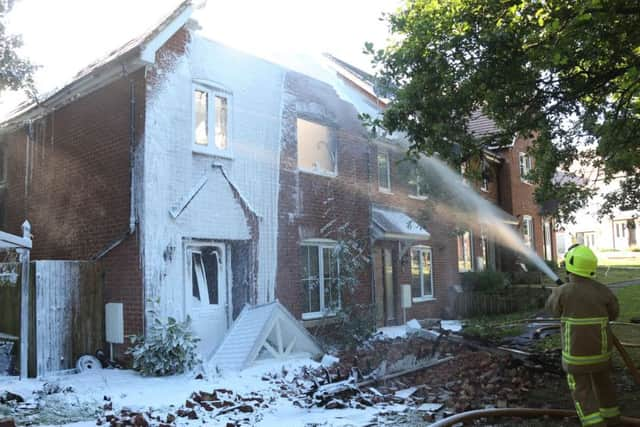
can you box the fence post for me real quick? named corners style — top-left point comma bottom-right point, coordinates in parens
top-left (19, 221), bottom-right (31, 380)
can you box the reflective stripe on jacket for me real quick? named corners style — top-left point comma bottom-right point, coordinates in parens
top-left (546, 278), bottom-right (619, 374)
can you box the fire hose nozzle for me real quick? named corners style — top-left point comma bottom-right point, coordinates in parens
top-left (555, 279), bottom-right (564, 286)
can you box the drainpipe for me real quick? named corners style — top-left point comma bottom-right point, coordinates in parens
top-left (128, 78), bottom-right (137, 234)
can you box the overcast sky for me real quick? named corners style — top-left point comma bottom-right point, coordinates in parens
top-left (1, 0), bottom-right (399, 118)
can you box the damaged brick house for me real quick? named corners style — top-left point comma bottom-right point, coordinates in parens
top-left (0, 1), bottom-right (556, 362)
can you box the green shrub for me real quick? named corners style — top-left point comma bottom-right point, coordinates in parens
top-left (461, 270), bottom-right (509, 292)
top-left (126, 305), bottom-right (201, 376)
top-left (313, 304), bottom-right (377, 351)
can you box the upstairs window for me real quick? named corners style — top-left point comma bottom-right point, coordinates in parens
top-left (519, 152), bottom-right (532, 182)
top-left (521, 215), bottom-right (534, 248)
top-left (377, 151), bottom-right (391, 191)
top-left (193, 84), bottom-right (231, 156)
top-left (297, 119), bottom-right (336, 176)
top-left (457, 230), bottom-right (474, 272)
top-left (408, 165), bottom-right (427, 199)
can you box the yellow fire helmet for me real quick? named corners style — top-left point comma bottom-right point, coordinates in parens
top-left (565, 244), bottom-right (598, 278)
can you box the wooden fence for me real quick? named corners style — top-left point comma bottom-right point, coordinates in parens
top-left (453, 286), bottom-right (551, 318)
top-left (0, 261), bottom-right (103, 377)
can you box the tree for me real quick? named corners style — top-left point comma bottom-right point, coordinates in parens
top-left (0, 0), bottom-right (35, 95)
top-left (365, 0), bottom-right (640, 222)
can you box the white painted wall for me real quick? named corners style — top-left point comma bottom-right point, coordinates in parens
top-left (141, 34), bottom-right (285, 325)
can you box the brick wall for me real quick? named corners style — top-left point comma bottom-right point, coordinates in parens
top-left (276, 72), bottom-right (373, 320)
top-left (497, 137), bottom-right (557, 264)
top-left (2, 69), bottom-right (146, 339)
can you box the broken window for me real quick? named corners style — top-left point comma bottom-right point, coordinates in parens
top-left (190, 247), bottom-right (219, 305)
top-left (377, 150), bottom-right (391, 191)
top-left (521, 215), bottom-right (534, 248)
top-left (193, 84), bottom-right (231, 155)
top-left (297, 119), bottom-right (336, 175)
top-left (457, 230), bottom-right (473, 272)
top-left (410, 246), bottom-right (433, 299)
top-left (301, 242), bottom-right (340, 319)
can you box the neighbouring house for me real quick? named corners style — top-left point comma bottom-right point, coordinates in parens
top-left (556, 169), bottom-right (639, 257)
top-left (0, 0), bottom-right (557, 364)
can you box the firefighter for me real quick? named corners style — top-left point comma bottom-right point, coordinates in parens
top-left (546, 244), bottom-right (621, 427)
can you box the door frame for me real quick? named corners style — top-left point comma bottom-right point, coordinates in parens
top-left (183, 239), bottom-right (231, 334)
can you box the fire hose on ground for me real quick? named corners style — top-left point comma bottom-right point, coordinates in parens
top-left (428, 408), bottom-right (640, 427)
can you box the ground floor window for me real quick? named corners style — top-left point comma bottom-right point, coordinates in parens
top-left (301, 241), bottom-right (340, 318)
top-left (410, 246), bottom-right (433, 300)
top-left (543, 219), bottom-right (553, 260)
top-left (457, 230), bottom-right (473, 272)
top-left (521, 215), bottom-right (534, 248)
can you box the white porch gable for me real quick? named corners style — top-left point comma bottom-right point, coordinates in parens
top-left (209, 301), bottom-right (322, 371)
top-left (371, 206), bottom-right (430, 241)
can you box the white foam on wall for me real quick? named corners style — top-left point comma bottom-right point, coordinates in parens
top-left (141, 34), bottom-right (285, 324)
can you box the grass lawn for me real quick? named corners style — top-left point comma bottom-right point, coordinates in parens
top-left (598, 266), bottom-right (640, 284)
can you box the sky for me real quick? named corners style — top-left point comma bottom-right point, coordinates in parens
top-left (0, 0), bottom-right (400, 118)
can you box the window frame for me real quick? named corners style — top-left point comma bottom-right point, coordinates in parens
top-left (521, 215), bottom-right (534, 248)
top-left (191, 82), bottom-right (233, 158)
top-left (519, 152), bottom-right (532, 183)
top-left (300, 240), bottom-right (341, 320)
top-left (184, 241), bottom-right (225, 308)
top-left (296, 118), bottom-right (338, 177)
top-left (480, 175), bottom-right (489, 192)
top-left (377, 150), bottom-right (391, 192)
top-left (408, 166), bottom-right (428, 200)
top-left (410, 245), bottom-right (435, 302)
top-left (543, 218), bottom-right (553, 260)
top-left (457, 229), bottom-right (474, 272)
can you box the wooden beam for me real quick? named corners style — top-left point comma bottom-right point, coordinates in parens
top-left (0, 231), bottom-right (31, 249)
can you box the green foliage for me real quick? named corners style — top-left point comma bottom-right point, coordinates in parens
top-left (367, 0), bottom-right (640, 222)
top-left (462, 312), bottom-right (529, 343)
top-left (0, 1), bottom-right (36, 95)
top-left (314, 304), bottom-right (377, 351)
top-left (126, 303), bottom-right (201, 376)
top-left (460, 270), bottom-right (509, 292)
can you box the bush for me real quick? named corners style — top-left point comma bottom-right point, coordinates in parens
top-left (312, 304), bottom-right (377, 351)
top-left (461, 270), bottom-right (509, 292)
top-left (126, 306), bottom-right (201, 376)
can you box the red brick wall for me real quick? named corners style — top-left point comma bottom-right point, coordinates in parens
top-left (2, 69), bottom-right (146, 339)
top-left (276, 73), bottom-right (373, 319)
top-left (497, 137), bottom-right (556, 263)
top-left (369, 145), bottom-right (459, 321)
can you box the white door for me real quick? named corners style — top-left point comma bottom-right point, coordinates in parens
top-left (186, 243), bottom-right (228, 358)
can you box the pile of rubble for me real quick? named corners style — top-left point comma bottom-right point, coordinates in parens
top-left (98, 389), bottom-right (271, 427)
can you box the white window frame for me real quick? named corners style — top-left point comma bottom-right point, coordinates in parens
top-left (522, 215), bottom-right (534, 248)
top-left (457, 230), bottom-right (474, 272)
top-left (408, 166), bottom-right (428, 200)
top-left (543, 218), bottom-right (553, 260)
top-left (410, 246), bottom-right (435, 302)
top-left (191, 82), bottom-right (233, 158)
top-left (519, 152), bottom-right (532, 183)
top-left (296, 118), bottom-right (337, 178)
top-left (301, 239), bottom-right (341, 320)
top-left (377, 150), bottom-right (391, 192)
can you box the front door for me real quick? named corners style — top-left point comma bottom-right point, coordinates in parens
top-left (383, 248), bottom-right (395, 324)
top-left (186, 243), bottom-right (228, 358)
